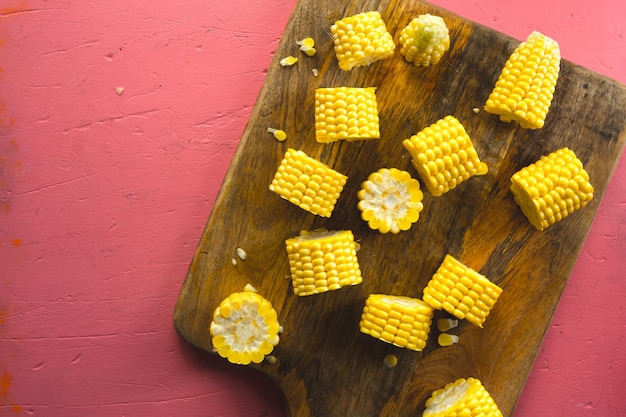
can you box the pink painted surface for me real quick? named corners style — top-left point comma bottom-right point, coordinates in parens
top-left (0, 0), bottom-right (624, 415)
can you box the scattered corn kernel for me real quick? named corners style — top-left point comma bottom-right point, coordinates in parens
top-left (243, 283), bottom-right (257, 293)
top-left (510, 147), bottom-right (594, 231)
top-left (403, 115), bottom-right (488, 196)
top-left (280, 56), bottom-right (298, 66)
top-left (383, 354), bottom-right (398, 368)
top-left (285, 229), bottom-right (362, 296)
top-left (472, 107), bottom-right (480, 114)
top-left (314, 87), bottom-right (380, 143)
top-left (115, 86), bottom-right (125, 95)
top-left (437, 333), bottom-right (459, 347)
top-left (360, 294), bottom-right (434, 351)
top-left (296, 37), bottom-right (316, 56)
top-left (312, 68), bottom-right (319, 77)
top-left (231, 258), bottom-right (237, 266)
top-left (269, 148), bottom-right (348, 217)
top-left (265, 355), bottom-right (278, 364)
top-left (267, 127), bottom-right (287, 141)
top-left (236, 247), bottom-right (247, 260)
top-left (423, 254), bottom-right (502, 327)
top-left (436, 317), bottom-right (459, 332)
top-left (330, 11), bottom-right (396, 71)
top-left (423, 377), bottom-right (503, 417)
top-left (398, 14), bottom-right (450, 67)
top-left (210, 291), bottom-right (280, 365)
top-left (357, 168), bottom-right (424, 234)
top-left (485, 31), bottom-right (561, 129)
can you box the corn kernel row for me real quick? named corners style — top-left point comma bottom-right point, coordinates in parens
top-left (359, 294), bottom-right (434, 351)
top-left (423, 377), bottom-right (503, 417)
top-left (315, 87), bottom-right (380, 143)
top-left (511, 147), bottom-right (594, 230)
top-left (269, 148), bottom-right (347, 218)
top-left (285, 230), bottom-right (362, 296)
top-left (422, 254), bottom-right (502, 327)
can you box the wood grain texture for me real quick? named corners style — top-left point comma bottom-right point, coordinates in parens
top-left (173, 0), bottom-right (626, 415)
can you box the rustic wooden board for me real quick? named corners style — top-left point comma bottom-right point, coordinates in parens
top-left (173, 0), bottom-right (626, 415)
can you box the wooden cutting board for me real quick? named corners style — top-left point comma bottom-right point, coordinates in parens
top-left (174, 0), bottom-right (626, 415)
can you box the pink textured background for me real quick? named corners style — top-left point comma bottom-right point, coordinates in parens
top-left (1, 0), bottom-right (625, 415)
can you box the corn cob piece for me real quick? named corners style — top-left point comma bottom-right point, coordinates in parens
top-left (315, 87), bottom-right (380, 143)
top-left (423, 377), bottom-right (503, 417)
top-left (485, 31), bottom-right (561, 129)
top-left (423, 254), bottom-right (502, 327)
top-left (510, 147), bottom-right (594, 231)
top-left (403, 116), bottom-right (488, 196)
top-left (210, 291), bottom-right (280, 365)
top-left (357, 168), bottom-right (424, 234)
top-left (330, 11), bottom-right (396, 71)
top-left (285, 229), bottom-right (362, 296)
top-left (398, 14), bottom-right (450, 67)
top-left (269, 148), bottom-right (348, 218)
top-left (360, 294), bottom-right (434, 351)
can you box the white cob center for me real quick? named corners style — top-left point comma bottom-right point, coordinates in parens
top-left (360, 170), bottom-right (415, 220)
top-left (212, 301), bottom-right (275, 352)
top-left (424, 379), bottom-right (471, 415)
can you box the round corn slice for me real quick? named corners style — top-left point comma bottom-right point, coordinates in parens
top-left (210, 291), bottom-right (280, 365)
top-left (357, 168), bottom-right (424, 234)
top-left (360, 294), bottom-right (433, 351)
top-left (423, 377), bottom-right (503, 417)
top-left (398, 14), bottom-right (450, 67)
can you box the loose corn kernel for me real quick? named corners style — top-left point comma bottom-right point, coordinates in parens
top-left (280, 56), bottom-right (298, 66)
top-left (267, 127), bottom-right (287, 141)
top-left (423, 377), bottom-right (503, 417)
top-left (510, 147), bottom-right (594, 231)
top-left (296, 37), bottom-right (316, 56)
top-left (436, 317), bottom-right (459, 332)
top-left (314, 87), bottom-right (380, 143)
top-left (423, 254), bottom-right (502, 327)
top-left (210, 291), bottom-right (280, 365)
top-left (485, 31), bottom-right (561, 129)
top-left (403, 115), bottom-right (488, 196)
top-left (383, 354), bottom-right (398, 368)
top-left (437, 333), bottom-right (459, 347)
top-left (285, 230), bottom-right (362, 296)
top-left (269, 148), bottom-right (348, 217)
top-left (357, 168), bottom-right (424, 234)
top-left (360, 294), bottom-right (434, 351)
top-left (330, 11), bottom-right (396, 71)
top-left (398, 14), bottom-right (450, 67)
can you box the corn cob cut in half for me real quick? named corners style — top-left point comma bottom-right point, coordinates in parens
top-left (269, 148), bottom-right (348, 218)
top-left (398, 14), bottom-right (450, 67)
top-left (423, 254), bottom-right (502, 327)
top-left (403, 116), bottom-right (488, 196)
top-left (210, 291), bottom-right (280, 365)
top-left (357, 168), bottom-right (424, 234)
top-left (485, 31), bottom-right (561, 129)
top-left (285, 230), bottom-right (362, 296)
top-left (315, 87), bottom-right (380, 143)
top-left (423, 377), bottom-right (503, 417)
top-left (360, 294), bottom-right (434, 351)
top-left (510, 147), bottom-right (594, 231)
top-left (330, 11), bottom-right (396, 71)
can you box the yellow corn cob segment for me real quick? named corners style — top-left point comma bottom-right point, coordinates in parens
top-left (330, 11), bottom-right (396, 71)
top-left (403, 115), bottom-right (488, 196)
top-left (423, 377), bottom-right (503, 417)
top-left (398, 14), bottom-right (450, 67)
top-left (357, 168), bottom-right (424, 234)
top-left (485, 31), bottom-right (561, 129)
top-left (360, 294), bottom-right (434, 351)
top-left (423, 254), bottom-right (502, 327)
top-left (269, 148), bottom-right (348, 218)
top-left (315, 87), bottom-right (380, 143)
top-left (210, 291), bottom-right (280, 365)
top-left (285, 230), bottom-right (362, 296)
top-left (510, 147), bottom-right (594, 231)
